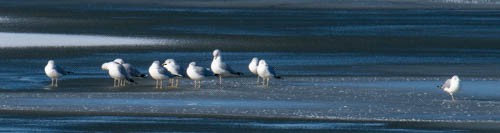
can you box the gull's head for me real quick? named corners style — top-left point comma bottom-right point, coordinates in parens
top-left (452, 75), bottom-right (460, 82)
top-left (189, 62), bottom-right (197, 66)
top-left (163, 59), bottom-right (175, 66)
top-left (259, 60), bottom-right (267, 66)
top-left (152, 60), bottom-right (160, 65)
top-left (251, 57), bottom-right (259, 64)
top-left (101, 62), bottom-right (110, 70)
top-left (47, 60), bottom-right (55, 65)
top-left (113, 58), bottom-right (125, 64)
top-left (213, 49), bottom-right (221, 57)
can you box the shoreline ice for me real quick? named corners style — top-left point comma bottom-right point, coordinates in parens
top-left (0, 32), bottom-right (167, 48)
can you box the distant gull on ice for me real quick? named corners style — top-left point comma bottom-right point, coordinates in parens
top-left (149, 61), bottom-right (172, 89)
top-left (102, 61), bottom-right (135, 87)
top-left (438, 75), bottom-right (460, 101)
top-left (187, 62), bottom-right (214, 88)
top-left (211, 49), bottom-right (242, 87)
top-left (113, 58), bottom-right (147, 78)
top-left (44, 60), bottom-right (73, 87)
top-left (257, 59), bottom-right (281, 87)
top-left (248, 57), bottom-right (260, 84)
top-left (163, 59), bottom-right (183, 88)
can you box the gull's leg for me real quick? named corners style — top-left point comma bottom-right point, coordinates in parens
top-left (160, 80), bottom-right (163, 89)
top-left (171, 78), bottom-right (174, 87)
top-left (193, 80), bottom-right (196, 88)
top-left (198, 80), bottom-right (201, 88)
top-left (262, 78), bottom-right (266, 86)
top-left (176, 78), bottom-right (179, 87)
top-left (257, 76), bottom-right (260, 84)
top-left (50, 78), bottom-right (54, 86)
top-left (219, 75), bottom-right (222, 86)
top-left (113, 79), bottom-right (116, 87)
top-left (55, 78), bottom-right (58, 87)
top-left (266, 78), bottom-right (269, 87)
top-left (155, 80), bottom-right (158, 88)
top-left (196, 80), bottom-right (198, 88)
top-left (169, 79), bottom-right (172, 87)
top-left (450, 93), bottom-right (455, 101)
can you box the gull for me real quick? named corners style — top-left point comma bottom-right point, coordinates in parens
top-left (113, 58), bottom-right (147, 78)
top-left (438, 75), bottom-right (460, 101)
top-left (44, 60), bottom-right (72, 87)
top-left (101, 62), bottom-right (135, 87)
top-left (163, 59), bottom-right (183, 88)
top-left (187, 62), bottom-right (213, 88)
top-left (248, 57), bottom-right (260, 83)
top-left (149, 61), bottom-right (172, 89)
top-left (210, 49), bottom-right (242, 86)
top-left (257, 59), bottom-right (281, 87)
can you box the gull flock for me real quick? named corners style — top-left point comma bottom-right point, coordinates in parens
top-left (45, 49), bottom-right (280, 88)
top-left (44, 49), bottom-right (460, 101)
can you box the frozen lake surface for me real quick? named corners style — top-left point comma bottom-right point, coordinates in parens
top-left (1, 3), bottom-right (500, 132)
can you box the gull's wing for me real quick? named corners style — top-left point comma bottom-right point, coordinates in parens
top-left (194, 66), bottom-right (206, 76)
top-left (118, 65), bottom-right (129, 77)
top-left (441, 79), bottom-right (451, 89)
top-left (172, 64), bottom-right (184, 77)
top-left (119, 65), bottom-right (135, 83)
top-left (220, 62), bottom-right (241, 75)
top-left (159, 67), bottom-right (173, 77)
top-left (123, 63), bottom-right (144, 77)
top-left (268, 65), bottom-right (281, 79)
top-left (55, 65), bottom-right (71, 75)
top-left (194, 66), bottom-right (214, 76)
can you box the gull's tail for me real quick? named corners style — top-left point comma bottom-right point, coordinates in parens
top-left (233, 72), bottom-right (243, 76)
top-left (127, 78), bottom-right (137, 84)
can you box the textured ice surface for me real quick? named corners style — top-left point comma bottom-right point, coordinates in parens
top-left (0, 77), bottom-right (499, 124)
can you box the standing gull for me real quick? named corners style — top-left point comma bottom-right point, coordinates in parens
top-left (163, 59), bottom-right (183, 88)
top-left (257, 60), bottom-right (281, 87)
top-left (102, 62), bottom-right (135, 87)
top-left (113, 58), bottom-right (147, 78)
top-left (187, 62), bottom-right (214, 88)
top-left (210, 49), bottom-right (242, 86)
top-left (44, 60), bottom-right (72, 87)
top-left (149, 61), bottom-right (172, 89)
top-left (248, 57), bottom-right (260, 84)
top-left (438, 75), bottom-right (460, 101)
